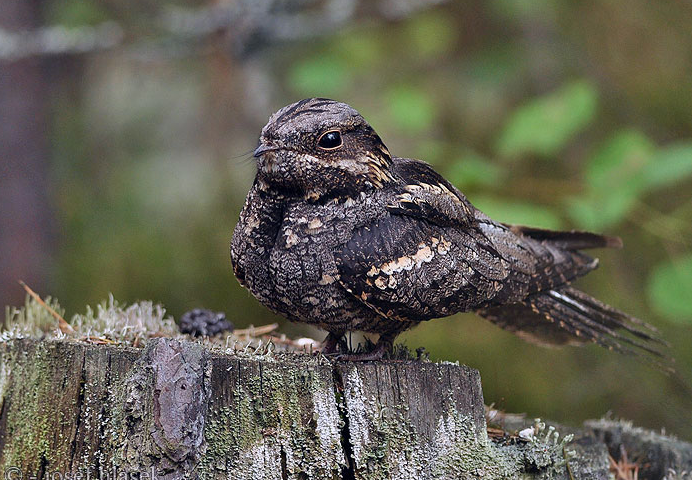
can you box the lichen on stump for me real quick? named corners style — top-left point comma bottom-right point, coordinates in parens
top-left (0, 326), bottom-right (689, 478)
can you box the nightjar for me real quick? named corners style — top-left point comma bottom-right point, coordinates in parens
top-left (231, 98), bottom-right (667, 362)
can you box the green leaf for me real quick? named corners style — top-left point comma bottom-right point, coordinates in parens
top-left (385, 85), bottom-right (436, 134)
top-left (567, 130), bottom-right (656, 230)
top-left (471, 195), bottom-right (563, 230)
top-left (571, 133), bottom-right (692, 230)
top-left (585, 129), bottom-right (655, 191)
top-left (637, 142), bottom-right (692, 191)
top-left (496, 80), bottom-right (598, 159)
top-left (445, 151), bottom-right (503, 189)
top-left (565, 188), bottom-right (639, 231)
top-left (647, 254), bottom-right (692, 323)
top-left (288, 55), bottom-right (352, 97)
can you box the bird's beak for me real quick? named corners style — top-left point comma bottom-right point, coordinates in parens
top-left (254, 143), bottom-right (279, 157)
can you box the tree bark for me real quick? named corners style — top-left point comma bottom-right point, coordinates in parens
top-left (0, 338), bottom-right (689, 479)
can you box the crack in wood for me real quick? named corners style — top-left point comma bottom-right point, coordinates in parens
top-left (332, 366), bottom-right (356, 480)
top-left (0, 339), bottom-right (688, 479)
top-left (67, 350), bottom-right (87, 472)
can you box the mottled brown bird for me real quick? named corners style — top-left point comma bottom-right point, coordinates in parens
top-left (231, 98), bottom-right (668, 362)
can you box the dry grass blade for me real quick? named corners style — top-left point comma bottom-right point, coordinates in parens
top-left (19, 280), bottom-right (74, 334)
top-left (609, 446), bottom-right (640, 480)
top-left (485, 403), bottom-right (526, 426)
top-left (266, 334), bottom-right (319, 349)
top-left (564, 445), bottom-right (575, 480)
top-left (81, 335), bottom-right (115, 345)
top-left (233, 323), bottom-right (279, 337)
top-left (486, 427), bottom-right (508, 440)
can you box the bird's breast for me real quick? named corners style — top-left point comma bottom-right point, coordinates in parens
top-left (263, 195), bottom-right (387, 323)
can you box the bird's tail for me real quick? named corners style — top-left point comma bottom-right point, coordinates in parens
top-left (476, 286), bottom-right (672, 371)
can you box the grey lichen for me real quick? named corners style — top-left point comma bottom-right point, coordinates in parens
top-left (70, 294), bottom-right (179, 343)
top-left (489, 420), bottom-right (575, 478)
top-left (0, 296), bottom-right (681, 479)
top-left (2, 294), bottom-right (313, 355)
top-left (2, 294), bottom-right (179, 345)
top-left (197, 353), bottom-right (345, 480)
top-left (3, 295), bottom-right (65, 339)
top-left (339, 363), bottom-right (580, 480)
top-left (586, 417), bottom-right (692, 479)
top-left (349, 407), bottom-right (576, 479)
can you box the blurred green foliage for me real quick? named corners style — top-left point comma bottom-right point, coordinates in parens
top-left (471, 196), bottom-right (563, 230)
top-left (34, 1), bottom-right (692, 438)
top-left (45, 0), bottom-right (110, 27)
top-left (566, 130), bottom-right (654, 231)
top-left (496, 81), bottom-right (598, 159)
top-left (648, 254), bottom-right (692, 323)
top-left (289, 57), bottom-right (352, 98)
top-left (386, 85), bottom-right (437, 134)
top-left (568, 133), bottom-right (692, 231)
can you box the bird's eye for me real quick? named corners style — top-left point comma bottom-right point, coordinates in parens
top-left (317, 130), bottom-right (342, 150)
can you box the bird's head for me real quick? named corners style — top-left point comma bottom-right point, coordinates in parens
top-left (253, 98), bottom-right (393, 201)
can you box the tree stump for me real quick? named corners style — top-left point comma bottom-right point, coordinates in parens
top-left (0, 337), bottom-right (689, 479)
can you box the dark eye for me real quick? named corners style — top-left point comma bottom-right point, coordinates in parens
top-left (317, 130), bottom-right (342, 150)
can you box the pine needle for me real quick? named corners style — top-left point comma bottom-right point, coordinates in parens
top-left (19, 280), bottom-right (74, 334)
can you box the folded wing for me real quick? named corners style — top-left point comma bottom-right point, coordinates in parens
top-left (337, 157), bottom-right (669, 367)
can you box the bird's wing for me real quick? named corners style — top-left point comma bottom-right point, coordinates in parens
top-left (338, 158), bottom-right (669, 365)
top-left (474, 215), bottom-right (600, 300)
top-left (503, 224), bottom-right (623, 250)
top-left (337, 158), bottom-right (520, 320)
top-left (338, 202), bottom-right (668, 362)
top-left (337, 212), bottom-right (517, 322)
top-left (384, 157), bottom-right (475, 228)
top-left (336, 158), bottom-right (602, 322)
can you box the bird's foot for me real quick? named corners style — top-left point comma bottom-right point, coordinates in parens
top-left (319, 332), bottom-right (347, 355)
top-left (335, 338), bottom-right (393, 362)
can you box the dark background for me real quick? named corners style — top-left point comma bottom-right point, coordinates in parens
top-left (1, 0), bottom-right (691, 438)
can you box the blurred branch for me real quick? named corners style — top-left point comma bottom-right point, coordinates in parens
top-left (629, 200), bottom-right (692, 248)
top-left (0, 22), bottom-right (123, 61)
top-left (0, 0), bottom-right (450, 62)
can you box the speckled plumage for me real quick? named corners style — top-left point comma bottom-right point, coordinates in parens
top-left (231, 98), bottom-right (667, 361)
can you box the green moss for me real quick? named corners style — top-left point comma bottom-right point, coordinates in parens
top-left (0, 341), bottom-right (78, 471)
top-left (0, 326), bottom-right (605, 479)
top-left (198, 356), bottom-right (343, 479)
top-left (340, 365), bottom-right (576, 479)
top-left (358, 410), bottom-right (574, 478)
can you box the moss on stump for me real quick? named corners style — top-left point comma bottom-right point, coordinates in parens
top-left (0, 338), bottom-right (690, 479)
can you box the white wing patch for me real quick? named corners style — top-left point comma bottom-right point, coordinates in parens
top-left (365, 236), bottom-right (452, 290)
